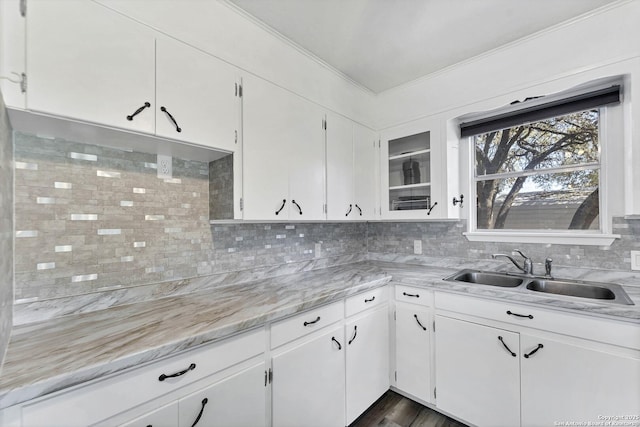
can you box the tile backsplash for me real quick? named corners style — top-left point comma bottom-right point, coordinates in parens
top-left (0, 91), bottom-right (14, 366)
top-left (13, 132), bottom-right (367, 303)
top-left (367, 218), bottom-right (640, 272)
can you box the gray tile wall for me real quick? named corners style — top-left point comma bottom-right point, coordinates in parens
top-left (368, 218), bottom-right (640, 271)
top-left (0, 91), bottom-right (14, 367)
top-left (209, 154), bottom-right (234, 220)
top-left (13, 132), bottom-right (367, 302)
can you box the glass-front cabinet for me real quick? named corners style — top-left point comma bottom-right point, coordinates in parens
top-left (380, 116), bottom-right (459, 219)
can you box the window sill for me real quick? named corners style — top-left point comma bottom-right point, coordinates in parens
top-left (463, 231), bottom-right (620, 246)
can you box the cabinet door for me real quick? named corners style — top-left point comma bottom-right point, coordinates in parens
top-left (178, 362), bottom-right (266, 427)
top-left (119, 402), bottom-right (178, 427)
top-left (156, 37), bottom-right (239, 151)
top-left (380, 118), bottom-right (440, 219)
top-left (353, 124), bottom-right (378, 220)
top-left (435, 315), bottom-right (520, 427)
top-left (272, 326), bottom-right (345, 427)
top-left (521, 334), bottom-right (640, 427)
top-left (27, 0), bottom-right (155, 133)
top-left (346, 306), bottom-right (390, 425)
top-left (395, 303), bottom-right (431, 403)
top-left (326, 112), bottom-right (354, 220)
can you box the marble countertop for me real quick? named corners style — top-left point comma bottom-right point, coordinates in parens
top-left (2, 259), bottom-right (639, 409)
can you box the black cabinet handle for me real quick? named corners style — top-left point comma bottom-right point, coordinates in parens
top-left (524, 344), bottom-right (544, 359)
top-left (403, 292), bottom-right (420, 298)
top-left (275, 199), bottom-right (286, 215)
top-left (506, 310), bottom-right (533, 319)
top-left (292, 199), bottom-right (303, 215)
top-left (364, 296), bottom-right (375, 303)
top-left (190, 398), bottom-right (209, 427)
top-left (345, 204), bottom-right (353, 217)
top-left (303, 316), bottom-right (320, 326)
top-left (348, 325), bottom-right (358, 345)
top-left (158, 363), bottom-right (196, 381)
top-left (427, 201), bottom-right (438, 215)
top-left (414, 314), bottom-right (427, 331)
top-left (498, 336), bottom-right (517, 357)
top-left (331, 336), bottom-right (342, 350)
top-left (126, 102), bottom-right (150, 121)
top-left (160, 106), bottom-right (182, 133)
top-left (355, 204), bottom-right (362, 216)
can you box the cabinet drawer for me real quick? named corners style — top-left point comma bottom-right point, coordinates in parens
top-left (21, 329), bottom-right (265, 427)
top-left (345, 286), bottom-right (388, 317)
top-left (435, 292), bottom-right (640, 350)
top-left (395, 285), bottom-right (433, 307)
top-left (271, 301), bottom-right (344, 348)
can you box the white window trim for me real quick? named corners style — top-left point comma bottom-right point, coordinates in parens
top-left (463, 104), bottom-right (621, 246)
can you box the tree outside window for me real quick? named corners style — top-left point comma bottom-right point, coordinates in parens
top-left (474, 109), bottom-right (600, 231)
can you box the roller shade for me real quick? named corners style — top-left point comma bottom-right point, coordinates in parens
top-left (459, 85), bottom-right (621, 138)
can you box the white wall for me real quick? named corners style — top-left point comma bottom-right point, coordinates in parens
top-left (94, 0), bottom-right (377, 128)
top-left (374, 0), bottom-right (640, 128)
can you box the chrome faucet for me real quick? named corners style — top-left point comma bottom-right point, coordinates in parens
top-left (545, 258), bottom-right (553, 277)
top-left (492, 250), bottom-right (534, 275)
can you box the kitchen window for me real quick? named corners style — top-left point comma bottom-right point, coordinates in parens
top-left (460, 83), bottom-right (622, 245)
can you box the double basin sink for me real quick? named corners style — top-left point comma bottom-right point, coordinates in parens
top-left (444, 269), bottom-right (634, 305)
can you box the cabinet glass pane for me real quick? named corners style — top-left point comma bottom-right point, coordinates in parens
top-left (388, 131), bottom-right (431, 211)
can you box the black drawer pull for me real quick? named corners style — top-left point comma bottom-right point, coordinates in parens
top-left (506, 310), bottom-right (533, 319)
top-left (292, 199), bottom-right (303, 215)
top-left (331, 336), bottom-right (342, 350)
top-left (403, 292), bottom-right (419, 298)
top-left (414, 314), bottom-right (427, 331)
top-left (303, 316), bottom-right (321, 326)
top-left (345, 204), bottom-right (352, 216)
top-left (126, 102), bottom-right (150, 121)
top-left (364, 296), bottom-right (375, 303)
top-left (275, 199), bottom-right (287, 215)
top-left (191, 398), bottom-right (208, 427)
top-left (524, 344), bottom-right (544, 358)
top-left (160, 106), bottom-right (182, 133)
top-left (158, 363), bottom-right (196, 381)
top-left (355, 204), bottom-right (362, 215)
top-left (498, 336), bottom-right (517, 357)
top-left (348, 325), bottom-right (358, 345)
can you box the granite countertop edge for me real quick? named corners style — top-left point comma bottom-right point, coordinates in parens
top-left (1, 260), bottom-right (639, 410)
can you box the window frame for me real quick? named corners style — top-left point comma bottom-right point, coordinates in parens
top-left (462, 89), bottom-right (621, 246)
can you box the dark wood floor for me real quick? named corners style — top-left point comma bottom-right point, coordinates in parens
top-left (350, 391), bottom-right (468, 427)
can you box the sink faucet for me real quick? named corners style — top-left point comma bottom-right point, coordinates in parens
top-left (545, 258), bottom-right (553, 277)
top-left (492, 250), bottom-right (534, 275)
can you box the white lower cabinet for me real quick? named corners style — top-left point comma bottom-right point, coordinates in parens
top-left (435, 315), bottom-right (520, 427)
top-left (345, 305), bottom-right (389, 425)
top-left (434, 292), bottom-right (640, 427)
top-left (272, 325), bottom-right (346, 427)
top-left (395, 303), bottom-right (432, 404)
top-left (520, 334), bottom-right (640, 427)
top-left (177, 363), bottom-right (266, 427)
top-left (119, 402), bottom-right (178, 427)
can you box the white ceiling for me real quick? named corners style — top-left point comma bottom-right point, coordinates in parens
top-left (228, 0), bottom-right (618, 93)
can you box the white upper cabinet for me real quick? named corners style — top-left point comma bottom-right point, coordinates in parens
top-left (156, 37), bottom-right (240, 152)
top-left (380, 116), bottom-right (459, 220)
top-left (242, 74), bottom-right (325, 220)
top-left (353, 124), bottom-right (379, 220)
top-left (27, 0), bottom-right (156, 134)
top-left (326, 114), bottom-right (378, 220)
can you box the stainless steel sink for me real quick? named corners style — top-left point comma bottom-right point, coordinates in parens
top-left (445, 269), bottom-right (524, 288)
top-left (444, 269), bottom-right (634, 305)
top-left (526, 278), bottom-right (634, 304)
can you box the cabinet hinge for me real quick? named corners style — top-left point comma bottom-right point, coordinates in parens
top-left (394, 371), bottom-right (397, 382)
top-left (434, 387), bottom-right (437, 399)
top-left (239, 198), bottom-right (244, 211)
top-left (378, 139), bottom-right (381, 148)
top-left (238, 84), bottom-right (243, 97)
top-left (264, 370), bottom-right (268, 386)
top-left (268, 368), bottom-right (273, 384)
top-left (433, 320), bottom-right (436, 332)
top-left (19, 73), bottom-right (26, 93)
top-left (393, 310), bottom-right (396, 321)
top-left (323, 203), bottom-right (327, 214)
top-left (235, 83), bottom-right (237, 96)
top-left (19, 0), bottom-right (26, 17)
